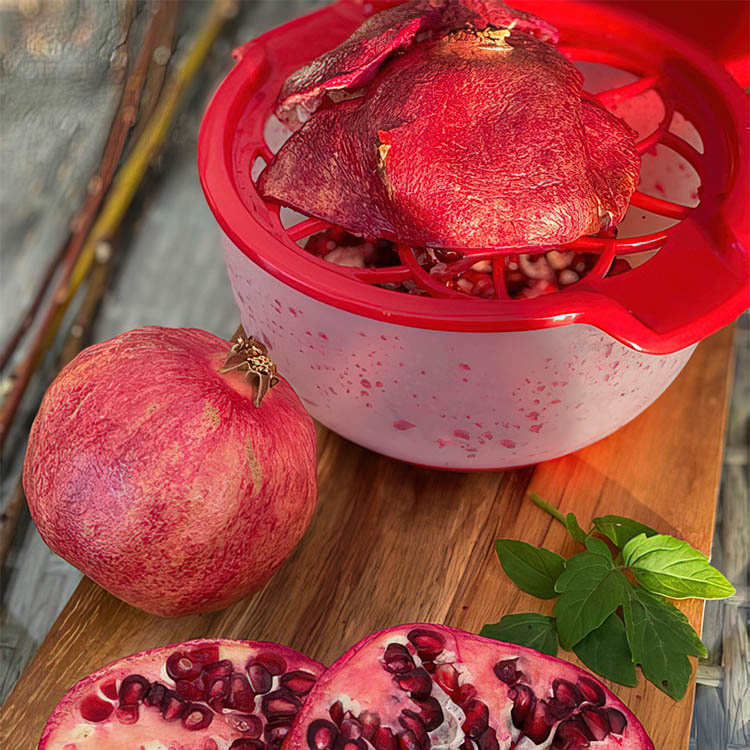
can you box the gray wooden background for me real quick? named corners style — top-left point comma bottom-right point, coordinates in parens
top-left (0, 1), bottom-right (747, 747)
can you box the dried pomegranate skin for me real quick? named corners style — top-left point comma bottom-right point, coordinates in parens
top-left (38, 638), bottom-right (324, 750)
top-left (23, 327), bottom-right (317, 617)
top-left (285, 624), bottom-right (654, 750)
top-left (260, 0), bottom-right (639, 250)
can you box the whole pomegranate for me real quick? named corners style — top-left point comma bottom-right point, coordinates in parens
top-left (39, 638), bottom-right (324, 749)
top-left (23, 326), bottom-right (317, 617)
top-left (287, 624), bottom-right (654, 750)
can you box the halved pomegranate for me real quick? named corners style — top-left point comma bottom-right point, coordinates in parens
top-left (285, 624), bottom-right (653, 750)
top-left (39, 639), bottom-right (324, 750)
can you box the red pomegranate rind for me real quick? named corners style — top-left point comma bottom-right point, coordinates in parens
top-left (23, 327), bottom-right (317, 617)
top-left (260, 13), bottom-right (639, 249)
top-left (38, 639), bottom-right (324, 750)
top-left (275, 0), bottom-right (558, 128)
top-left (285, 624), bottom-right (654, 750)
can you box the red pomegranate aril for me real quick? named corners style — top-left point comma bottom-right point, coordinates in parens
top-left (549, 679), bottom-right (583, 719)
top-left (433, 664), bottom-right (460, 697)
top-left (330, 701), bottom-right (345, 726)
top-left (167, 651), bottom-right (203, 681)
top-left (308, 719), bottom-right (340, 750)
top-left (183, 703), bottom-right (213, 731)
top-left (461, 700), bottom-right (489, 738)
top-left (522, 700), bottom-right (554, 744)
top-left (509, 684), bottom-right (536, 727)
top-left (207, 675), bottom-right (231, 711)
top-left (359, 710), bottom-right (381, 740)
top-left (399, 711), bottom-right (428, 744)
top-left (456, 683), bottom-right (477, 707)
top-left (477, 729), bottom-right (498, 750)
top-left (116, 705), bottom-right (139, 724)
top-left (551, 715), bottom-right (594, 749)
top-left (493, 659), bottom-right (523, 686)
top-left (382, 643), bottom-right (415, 674)
top-left (341, 716), bottom-right (364, 740)
top-left (161, 690), bottom-right (187, 721)
top-left (247, 661), bottom-right (274, 693)
top-left (225, 713), bottom-right (264, 736)
top-left (231, 740), bottom-right (266, 750)
top-left (395, 667), bottom-right (432, 698)
top-left (373, 726), bottom-right (398, 750)
top-left (118, 674), bottom-right (150, 705)
top-left (266, 718), bottom-right (294, 744)
top-left (203, 659), bottom-right (234, 685)
top-left (606, 708), bottom-right (627, 735)
top-left (577, 677), bottom-right (606, 707)
top-left (580, 707), bottom-right (611, 741)
top-left (175, 676), bottom-right (205, 702)
top-left (79, 694), bottom-right (114, 722)
top-left (412, 697), bottom-right (443, 732)
top-left (144, 681), bottom-right (168, 707)
top-left (262, 688), bottom-right (302, 719)
top-left (228, 672), bottom-right (255, 712)
top-left (398, 729), bottom-right (424, 750)
top-left (190, 644), bottom-right (221, 665)
top-left (100, 679), bottom-right (118, 700)
top-left (282, 669), bottom-right (318, 696)
top-left (407, 628), bottom-right (445, 661)
top-left (339, 739), bottom-right (368, 750)
top-left (255, 651), bottom-right (288, 676)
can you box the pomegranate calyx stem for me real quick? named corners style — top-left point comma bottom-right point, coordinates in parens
top-left (220, 331), bottom-right (280, 408)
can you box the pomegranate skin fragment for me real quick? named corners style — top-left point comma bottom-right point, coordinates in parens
top-left (259, 0), bottom-right (639, 250)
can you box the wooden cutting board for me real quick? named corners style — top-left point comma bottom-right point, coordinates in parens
top-left (0, 324), bottom-right (735, 749)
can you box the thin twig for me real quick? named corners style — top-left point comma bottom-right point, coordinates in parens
top-left (0, 0), bottom-right (233, 455)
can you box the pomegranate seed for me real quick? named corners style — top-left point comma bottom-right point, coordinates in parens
top-left (340, 740), bottom-right (367, 750)
top-left (175, 676), bottom-right (205, 702)
top-left (118, 674), bottom-right (150, 706)
top-left (254, 650), bottom-right (287, 676)
top-left (202, 659), bottom-right (234, 688)
top-left (330, 701), bottom-right (344, 726)
top-left (395, 667), bottom-right (432, 698)
top-left (207, 675), bottom-right (231, 711)
top-left (161, 690), bottom-right (187, 721)
top-left (144, 681), bottom-right (168, 707)
top-left (167, 651), bottom-right (202, 681)
top-left (373, 726), bottom-right (398, 750)
top-left (246, 662), bottom-right (274, 694)
top-left (382, 643), bottom-right (415, 674)
top-left (281, 670), bottom-right (317, 696)
top-left (399, 711), bottom-right (428, 743)
top-left (580, 707), bottom-right (611, 741)
top-left (576, 677), bottom-right (606, 707)
top-left (230, 740), bottom-right (265, 750)
top-left (493, 659), bottom-right (523, 686)
top-left (262, 688), bottom-right (301, 719)
top-left (421, 660), bottom-right (436, 674)
top-left (225, 713), bottom-right (263, 736)
top-left (190, 644), bottom-right (220, 665)
top-left (100, 679), bottom-right (118, 700)
top-left (509, 685), bottom-right (536, 728)
top-left (341, 716), bottom-right (364, 740)
top-left (522, 700), bottom-right (553, 744)
top-left (398, 729), bottom-right (424, 750)
top-left (413, 697), bottom-right (443, 731)
top-left (476, 729), bottom-right (499, 750)
top-left (461, 700), bottom-right (489, 738)
top-left (266, 718), bottom-right (294, 744)
top-left (307, 718), bottom-right (339, 750)
top-left (358, 710), bottom-right (381, 740)
top-left (115, 705), bottom-right (138, 724)
top-left (551, 715), bottom-right (593, 749)
top-left (183, 703), bottom-right (213, 731)
top-left (606, 708), bottom-right (627, 734)
top-left (549, 679), bottom-right (583, 719)
top-left (433, 664), bottom-right (460, 697)
top-left (407, 628), bottom-right (445, 661)
top-left (456, 683), bottom-right (477, 707)
top-left (79, 694), bottom-right (114, 722)
top-left (228, 672), bottom-right (255, 713)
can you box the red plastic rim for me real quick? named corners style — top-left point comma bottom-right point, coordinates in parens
top-left (198, 0), bottom-right (749, 354)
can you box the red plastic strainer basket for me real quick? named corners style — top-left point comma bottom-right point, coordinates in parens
top-left (199, 0), bottom-right (748, 356)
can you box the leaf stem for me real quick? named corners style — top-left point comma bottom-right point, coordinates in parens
top-left (529, 493), bottom-right (567, 525)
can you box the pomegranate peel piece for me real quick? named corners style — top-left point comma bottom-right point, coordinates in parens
top-left (261, 0), bottom-right (639, 250)
top-left (284, 624), bottom-right (654, 750)
top-left (39, 639), bottom-right (324, 750)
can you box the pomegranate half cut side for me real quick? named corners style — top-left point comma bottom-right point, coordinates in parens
top-left (38, 638), bottom-right (324, 750)
top-left (286, 624), bottom-right (653, 750)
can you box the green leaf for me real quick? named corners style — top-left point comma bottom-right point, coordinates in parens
top-left (573, 613), bottom-right (637, 687)
top-left (623, 534), bottom-right (735, 600)
top-left (623, 584), bottom-right (706, 700)
top-left (553, 538), bottom-right (628, 649)
top-left (593, 515), bottom-right (658, 548)
top-left (495, 540), bottom-right (566, 600)
top-left (481, 613), bottom-right (559, 656)
top-left (565, 512), bottom-right (588, 544)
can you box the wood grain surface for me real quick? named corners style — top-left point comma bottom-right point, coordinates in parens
top-left (0, 324), bottom-right (735, 750)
